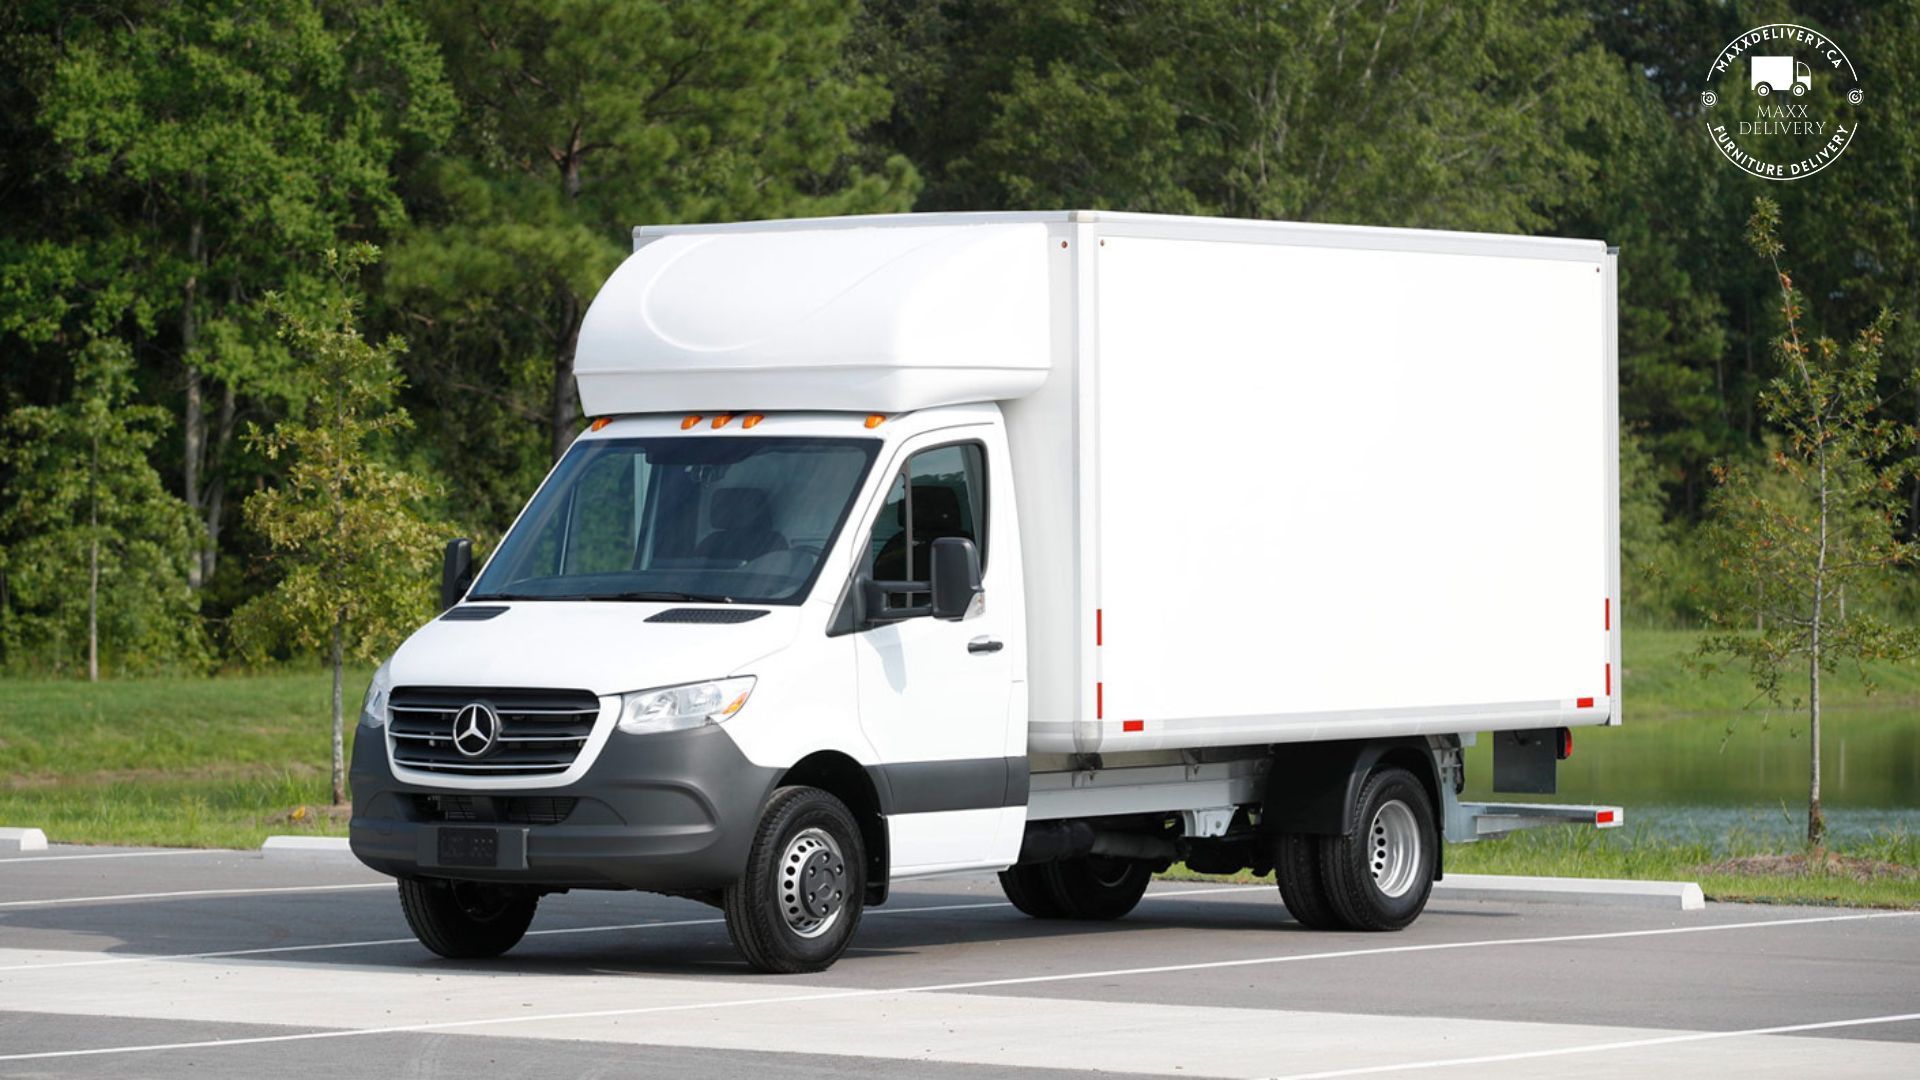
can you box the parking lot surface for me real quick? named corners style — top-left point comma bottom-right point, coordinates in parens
top-left (1, 844), bottom-right (1915, 1078)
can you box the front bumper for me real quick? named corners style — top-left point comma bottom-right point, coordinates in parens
top-left (349, 722), bottom-right (779, 892)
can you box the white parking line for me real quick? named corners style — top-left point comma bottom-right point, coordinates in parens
top-left (0, 908), bottom-right (1911, 1062)
top-left (0, 883), bottom-right (389, 909)
top-left (0, 887), bottom-right (1257, 972)
top-left (1265, 1011), bottom-right (1920, 1078)
top-left (0, 849), bottom-right (230, 864)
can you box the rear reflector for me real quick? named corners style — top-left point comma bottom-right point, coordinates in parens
top-left (1595, 809), bottom-right (1616, 825)
top-left (1557, 727), bottom-right (1574, 760)
top-left (1575, 697), bottom-right (1594, 709)
top-left (1123, 720), bottom-right (1144, 733)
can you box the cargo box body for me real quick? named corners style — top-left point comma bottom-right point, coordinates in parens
top-left (998, 213), bottom-right (1619, 756)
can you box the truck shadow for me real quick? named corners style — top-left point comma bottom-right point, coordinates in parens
top-left (0, 883), bottom-right (1518, 981)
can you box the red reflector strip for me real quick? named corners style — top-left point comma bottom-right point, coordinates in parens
top-left (1604, 597), bottom-right (1610, 630)
top-left (1096, 682), bottom-right (1103, 720)
top-left (1595, 809), bottom-right (1616, 825)
top-left (1096, 608), bottom-right (1103, 646)
top-left (1576, 697), bottom-right (1594, 709)
top-left (1123, 720), bottom-right (1144, 732)
top-left (1605, 663), bottom-right (1612, 695)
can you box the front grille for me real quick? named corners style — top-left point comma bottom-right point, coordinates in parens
top-left (413, 794), bottom-right (578, 825)
top-left (388, 686), bottom-right (601, 777)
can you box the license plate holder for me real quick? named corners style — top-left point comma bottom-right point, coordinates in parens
top-left (436, 827), bottom-right (499, 869)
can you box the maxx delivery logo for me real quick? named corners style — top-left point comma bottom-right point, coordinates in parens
top-left (1701, 23), bottom-right (1862, 181)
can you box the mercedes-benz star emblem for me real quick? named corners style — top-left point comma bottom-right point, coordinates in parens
top-left (451, 702), bottom-right (500, 758)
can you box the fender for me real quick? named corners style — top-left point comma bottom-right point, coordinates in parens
top-left (1262, 738), bottom-right (1444, 851)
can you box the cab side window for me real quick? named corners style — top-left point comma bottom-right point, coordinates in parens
top-left (870, 442), bottom-right (988, 586)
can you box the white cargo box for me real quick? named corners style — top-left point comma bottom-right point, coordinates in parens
top-left (577, 211), bottom-right (1620, 757)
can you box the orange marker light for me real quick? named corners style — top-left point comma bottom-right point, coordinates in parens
top-left (589, 417), bottom-right (611, 432)
top-left (681, 415), bottom-right (703, 430)
top-left (742, 414), bottom-right (765, 429)
top-left (864, 414), bottom-right (886, 429)
top-left (711, 413), bottom-right (734, 429)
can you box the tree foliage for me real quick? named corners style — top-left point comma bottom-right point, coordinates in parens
top-left (387, 0), bottom-right (918, 508)
top-left (1699, 198), bottom-right (1919, 847)
top-left (0, 338), bottom-right (204, 675)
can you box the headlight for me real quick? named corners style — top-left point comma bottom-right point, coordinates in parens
top-left (359, 660), bottom-right (393, 728)
top-left (617, 676), bottom-right (755, 736)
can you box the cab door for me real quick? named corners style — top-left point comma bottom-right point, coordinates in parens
top-left (852, 435), bottom-right (1024, 875)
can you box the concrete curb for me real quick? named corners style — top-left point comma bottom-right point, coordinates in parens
top-left (1434, 872), bottom-right (1706, 911)
top-left (0, 827), bottom-right (49, 853)
top-left (261, 836), bottom-right (356, 862)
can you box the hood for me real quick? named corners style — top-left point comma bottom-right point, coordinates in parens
top-left (388, 602), bottom-right (801, 698)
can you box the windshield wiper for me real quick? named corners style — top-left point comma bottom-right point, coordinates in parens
top-left (592, 590), bottom-right (738, 604)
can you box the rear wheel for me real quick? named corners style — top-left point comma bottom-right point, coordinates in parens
top-left (723, 786), bottom-right (866, 974)
top-left (1273, 832), bottom-right (1343, 929)
top-left (1318, 767), bottom-right (1437, 931)
top-left (398, 878), bottom-right (539, 959)
top-left (1042, 855), bottom-right (1153, 920)
top-left (998, 864), bottom-right (1070, 918)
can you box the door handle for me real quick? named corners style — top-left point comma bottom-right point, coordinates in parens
top-left (967, 636), bottom-right (1004, 655)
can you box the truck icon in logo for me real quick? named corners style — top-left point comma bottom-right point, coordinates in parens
top-left (1751, 55), bottom-right (1812, 97)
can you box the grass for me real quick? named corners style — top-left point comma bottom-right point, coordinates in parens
top-left (1624, 627), bottom-right (1920, 717)
top-left (0, 668), bottom-right (370, 849)
top-left (1160, 826), bottom-right (1920, 909)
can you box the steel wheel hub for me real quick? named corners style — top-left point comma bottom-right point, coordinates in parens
top-left (1369, 799), bottom-right (1422, 899)
top-left (778, 827), bottom-right (848, 939)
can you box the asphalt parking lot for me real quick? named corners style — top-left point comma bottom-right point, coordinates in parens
top-left (0, 845), bottom-right (1915, 1079)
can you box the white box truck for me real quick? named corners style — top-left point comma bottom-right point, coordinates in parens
top-left (350, 211), bottom-right (1622, 973)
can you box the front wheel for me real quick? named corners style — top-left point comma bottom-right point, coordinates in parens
top-left (398, 878), bottom-right (539, 959)
top-left (1318, 767), bottom-right (1437, 931)
top-left (723, 786), bottom-right (866, 974)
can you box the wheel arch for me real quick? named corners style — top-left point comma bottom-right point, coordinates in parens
top-left (777, 750), bottom-right (890, 905)
top-left (1262, 737), bottom-right (1445, 879)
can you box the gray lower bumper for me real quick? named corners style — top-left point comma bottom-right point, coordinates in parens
top-left (348, 722), bottom-right (779, 892)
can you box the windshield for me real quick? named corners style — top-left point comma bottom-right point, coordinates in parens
top-left (469, 436), bottom-right (879, 605)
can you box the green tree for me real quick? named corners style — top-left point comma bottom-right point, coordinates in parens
top-left (1698, 198), bottom-right (1919, 848)
top-left (232, 248), bottom-right (442, 805)
top-left (0, 339), bottom-right (204, 677)
top-left (882, 0), bottom-right (1620, 233)
top-left (7, 0), bottom-right (451, 595)
top-left (389, 0), bottom-right (916, 488)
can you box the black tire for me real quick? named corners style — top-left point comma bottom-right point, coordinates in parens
top-left (998, 864), bottom-right (1070, 918)
top-left (398, 878), bottom-right (538, 959)
top-left (1274, 832), bottom-right (1344, 930)
top-left (723, 786), bottom-right (866, 974)
top-left (1318, 767), bottom-right (1437, 931)
top-left (1041, 855), bottom-right (1153, 920)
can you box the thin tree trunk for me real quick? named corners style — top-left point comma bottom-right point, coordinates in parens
top-left (1809, 444), bottom-right (1828, 849)
top-left (87, 432), bottom-right (99, 683)
top-left (202, 380), bottom-right (236, 584)
top-left (549, 292), bottom-right (581, 462)
top-left (181, 218), bottom-right (205, 589)
top-left (330, 615), bottom-right (346, 806)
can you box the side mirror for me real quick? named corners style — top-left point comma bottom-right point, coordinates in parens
top-left (441, 538), bottom-right (474, 611)
top-left (929, 537), bottom-right (984, 621)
